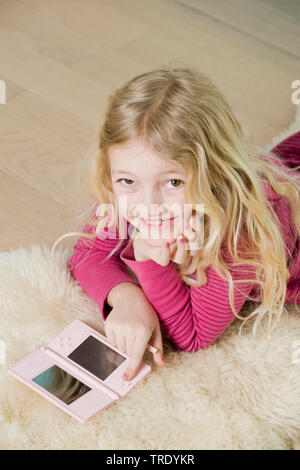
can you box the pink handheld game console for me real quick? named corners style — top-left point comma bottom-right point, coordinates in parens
top-left (7, 319), bottom-right (154, 423)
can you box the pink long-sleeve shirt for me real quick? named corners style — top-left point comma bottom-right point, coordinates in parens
top-left (68, 135), bottom-right (300, 352)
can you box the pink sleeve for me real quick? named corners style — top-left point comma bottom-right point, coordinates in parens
top-left (68, 211), bottom-right (140, 321)
top-left (120, 241), bottom-right (257, 351)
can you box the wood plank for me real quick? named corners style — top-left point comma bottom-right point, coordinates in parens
top-left (0, 27), bottom-right (108, 122)
top-left (175, 0), bottom-right (300, 58)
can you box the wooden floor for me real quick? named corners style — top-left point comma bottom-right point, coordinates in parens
top-left (0, 0), bottom-right (299, 251)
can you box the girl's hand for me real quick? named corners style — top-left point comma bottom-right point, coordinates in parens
top-left (133, 211), bottom-right (202, 265)
top-left (104, 286), bottom-right (165, 381)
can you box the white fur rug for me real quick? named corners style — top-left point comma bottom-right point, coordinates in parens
top-left (1, 107), bottom-right (300, 450)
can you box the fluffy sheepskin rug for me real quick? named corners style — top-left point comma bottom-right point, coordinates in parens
top-left (1, 108), bottom-right (300, 450)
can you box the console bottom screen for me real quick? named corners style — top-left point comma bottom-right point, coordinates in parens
top-left (32, 365), bottom-right (91, 405)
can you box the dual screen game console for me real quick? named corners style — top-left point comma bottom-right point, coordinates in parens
top-left (7, 319), bottom-right (153, 423)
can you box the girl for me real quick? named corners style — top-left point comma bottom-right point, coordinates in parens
top-left (53, 67), bottom-right (300, 383)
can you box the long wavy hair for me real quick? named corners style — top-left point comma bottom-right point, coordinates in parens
top-left (52, 65), bottom-right (300, 339)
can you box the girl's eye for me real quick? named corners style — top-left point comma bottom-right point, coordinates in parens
top-left (116, 178), bottom-right (184, 189)
top-left (117, 178), bottom-right (135, 187)
top-left (166, 179), bottom-right (184, 189)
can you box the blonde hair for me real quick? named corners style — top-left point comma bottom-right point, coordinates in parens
top-left (53, 65), bottom-right (300, 340)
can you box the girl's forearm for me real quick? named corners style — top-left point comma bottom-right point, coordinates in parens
top-left (106, 281), bottom-right (143, 308)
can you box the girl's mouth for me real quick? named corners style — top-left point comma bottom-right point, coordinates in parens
top-left (142, 217), bottom-right (175, 226)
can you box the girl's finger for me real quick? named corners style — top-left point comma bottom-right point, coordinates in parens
top-left (171, 236), bottom-right (187, 264)
top-left (184, 212), bottom-right (203, 251)
top-left (168, 240), bottom-right (178, 262)
top-left (159, 242), bottom-right (172, 266)
top-left (189, 213), bottom-right (198, 230)
top-left (123, 333), bottom-right (151, 381)
top-left (104, 325), bottom-right (117, 350)
top-left (183, 224), bottom-right (195, 243)
top-left (168, 239), bottom-right (177, 252)
top-left (115, 334), bottom-right (127, 354)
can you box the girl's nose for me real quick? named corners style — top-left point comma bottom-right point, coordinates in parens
top-left (141, 190), bottom-right (161, 217)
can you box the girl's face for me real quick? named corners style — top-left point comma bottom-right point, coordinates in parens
top-left (109, 137), bottom-right (190, 239)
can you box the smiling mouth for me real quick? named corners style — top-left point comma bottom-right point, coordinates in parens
top-left (142, 217), bottom-right (175, 226)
